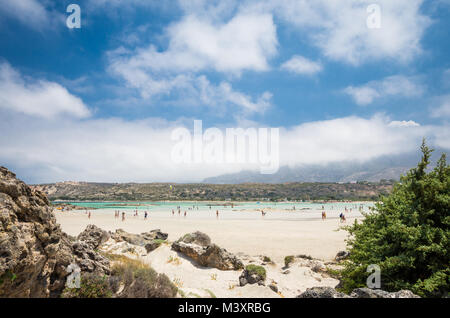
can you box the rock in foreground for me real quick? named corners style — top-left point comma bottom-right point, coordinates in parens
top-left (0, 167), bottom-right (109, 297)
top-left (172, 232), bottom-right (244, 270)
top-left (297, 287), bottom-right (420, 298)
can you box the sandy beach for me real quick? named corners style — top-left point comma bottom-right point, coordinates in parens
top-left (56, 206), bottom-right (363, 298)
top-left (56, 207), bottom-right (363, 262)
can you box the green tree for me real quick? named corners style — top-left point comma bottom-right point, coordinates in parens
top-left (340, 140), bottom-right (449, 297)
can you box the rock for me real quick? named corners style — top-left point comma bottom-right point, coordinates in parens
top-left (239, 266), bottom-right (266, 287)
top-left (0, 166), bottom-right (110, 298)
top-left (71, 241), bottom-right (110, 275)
top-left (350, 288), bottom-right (420, 298)
top-left (297, 287), bottom-right (350, 298)
top-left (172, 232), bottom-right (243, 270)
top-left (335, 251), bottom-right (350, 261)
top-left (77, 225), bottom-right (110, 250)
top-left (297, 287), bottom-right (420, 298)
top-left (111, 229), bottom-right (167, 249)
top-left (177, 231), bottom-right (211, 246)
top-left (282, 270), bottom-right (290, 275)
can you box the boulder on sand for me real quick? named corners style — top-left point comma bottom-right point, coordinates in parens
top-left (110, 229), bottom-right (168, 253)
top-left (172, 232), bottom-right (243, 271)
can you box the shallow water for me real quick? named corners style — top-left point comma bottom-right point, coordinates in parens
top-left (60, 201), bottom-right (374, 221)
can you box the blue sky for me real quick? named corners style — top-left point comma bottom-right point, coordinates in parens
top-left (0, 0), bottom-right (449, 183)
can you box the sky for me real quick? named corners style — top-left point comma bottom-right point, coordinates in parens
top-left (0, 0), bottom-right (449, 183)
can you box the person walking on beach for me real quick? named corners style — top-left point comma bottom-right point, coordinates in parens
top-left (88, 211), bottom-right (91, 219)
top-left (216, 210), bottom-right (219, 219)
top-left (322, 211), bottom-right (326, 221)
top-left (144, 211), bottom-right (148, 220)
top-left (172, 209), bottom-right (175, 216)
top-left (184, 211), bottom-right (187, 218)
top-left (122, 212), bottom-right (125, 222)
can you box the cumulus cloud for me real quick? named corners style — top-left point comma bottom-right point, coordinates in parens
top-left (108, 12), bottom-right (277, 113)
top-left (109, 13), bottom-right (277, 76)
top-left (240, 0), bottom-right (430, 65)
top-left (344, 75), bottom-right (425, 106)
top-left (281, 55), bottom-right (323, 75)
top-left (0, 63), bottom-right (90, 119)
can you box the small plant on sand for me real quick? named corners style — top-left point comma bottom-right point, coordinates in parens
top-left (228, 283), bottom-right (236, 290)
top-left (173, 277), bottom-right (184, 288)
top-left (262, 256), bottom-right (272, 263)
top-left (167, 256), bottom-right (181, 265)
top-left (210, 273), bottom-right (217, 281)
top-left (284, 255), bottom-right (295, 268)
top-left (245, 265), bottom-right (266, 281)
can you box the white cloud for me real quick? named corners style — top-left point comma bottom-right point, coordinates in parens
top-left (344, 75), bottom-right (425, 106)
top-left (240, 0), bottom-right (430, 65)
top-left (388, 120), bottom-right (420, 128)
top-left (108, 13), bottom-right (276, 113)
top-left (281, 55), bottom-right (323, 75)
top-left (430, 95), bottom-right (450, 118)
top-left (0, 0), bottom-right (62, 30)
top-left (109, 13), bottom-right (277, 75)
top-left (280, 115), bottom-right (443, 167)
top-left (1, 112), bottom-right (448, 183)
top-left (0, 63), bottom-right (90, 119)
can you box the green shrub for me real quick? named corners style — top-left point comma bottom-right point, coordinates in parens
top-left (62, 273), bottom-right (112, 298)
top-left (262, 256), bottom-right (272, 263)
top-left (112, 257), bottom-right (178, 298)
top-left (245, 265), bottom-right (266, 280)
top-left (284, 255), bottom-right (295, 267)
top-left (341, 141), bottom-right (450, 297)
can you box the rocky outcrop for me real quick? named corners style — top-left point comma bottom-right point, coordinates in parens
top-left (297, 287), bottom-right (350, 298)
top-left (297, 287), bottom-right (420, 298)
top-left (110, 229), bottom-right (167, 253)
top-left (0, 167), bottom-right (110, 298)
top-left (349, 288), bottom-right (420, 298)
top-left (172, 232), bottom-right (243, 271)
top-left (77, 225), bottom-right (110, 250)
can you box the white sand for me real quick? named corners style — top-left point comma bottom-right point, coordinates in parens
top-left (56, 208), bottom-right (361, 262)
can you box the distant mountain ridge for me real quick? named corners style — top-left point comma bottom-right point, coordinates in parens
top-left (202, 149), bottom-right (447, 184)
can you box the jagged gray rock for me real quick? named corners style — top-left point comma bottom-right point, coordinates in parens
top-left (172, 232), bottom-right (243, 270)
top-left (77, 224), bottom-right (110, 250)
top-left (0, 166), bottom-right (110, 298)
top-left (297, 287), bottom-right (350, 298)
top-left (297, 287), bottom-right (420, 298)
top-left (350, 288), bottom-right (420, 298)
top-left (239, 268), bottom-right (266, 287)
top-left (111, 229), bottom-right (167, 246)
